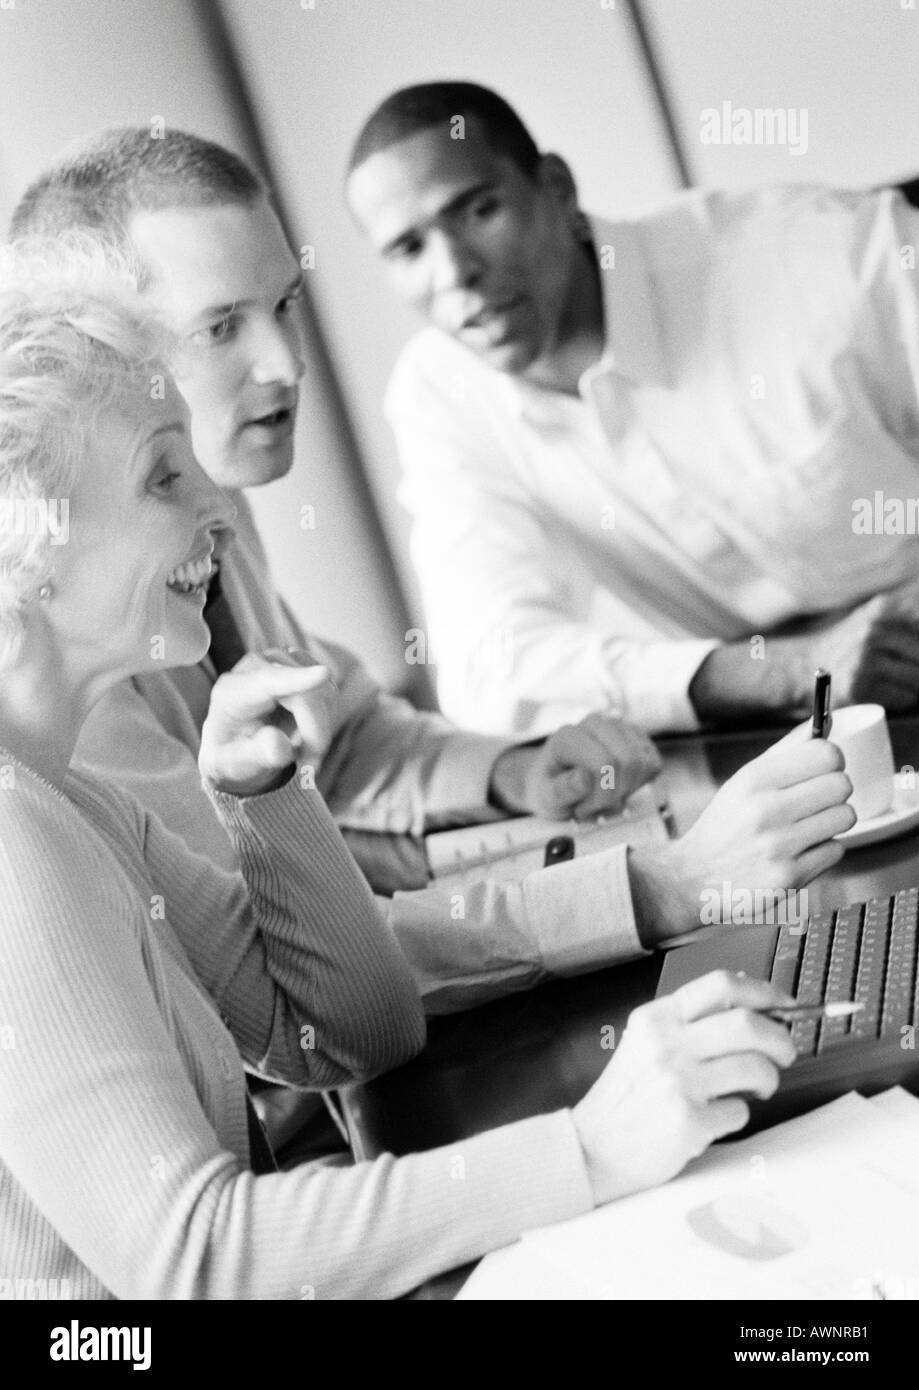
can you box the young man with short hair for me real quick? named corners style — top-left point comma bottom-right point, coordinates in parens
top-left (347, 82), bottom-right (919, 739)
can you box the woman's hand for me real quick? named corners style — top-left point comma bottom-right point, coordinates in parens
top-left (258, 646), bottom-right (339, 761)
top-left (199, 656), bottom-right (334, 798)
top-left (572, 971), bottom-right (797, 1206)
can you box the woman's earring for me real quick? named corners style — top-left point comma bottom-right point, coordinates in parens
top-left (37, 582), bottom-right (53, 602)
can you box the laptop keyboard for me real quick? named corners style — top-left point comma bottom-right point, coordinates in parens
top-left (769, 888), bottom-right (919, 1056)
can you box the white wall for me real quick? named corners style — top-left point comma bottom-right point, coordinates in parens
top-left (0, 0), bottom-right (238, 228)
top-left (647, 0), bottom-right (919, 188)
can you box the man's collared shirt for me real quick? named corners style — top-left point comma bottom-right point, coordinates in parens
top-left (387, 183), bottom-right (919, 736)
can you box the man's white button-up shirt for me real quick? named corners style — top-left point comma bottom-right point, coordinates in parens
top-left (387, 184), bottom-right (919, 736)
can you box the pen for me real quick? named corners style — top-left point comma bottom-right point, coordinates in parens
top-left (765, 1000), bottom-right (863, 1022)
top-left (810, 667), bottom-right (832, 739)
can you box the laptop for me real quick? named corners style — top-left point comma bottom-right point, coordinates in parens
top-left (656, 887), bottom-right (919, 1131)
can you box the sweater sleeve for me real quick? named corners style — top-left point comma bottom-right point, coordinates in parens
top-left (140, 772), bottom-right (426, 1086)
top-left (141, 761), bottom-right (646, 1031)
top-left (0, 786), bottom-right (594, 1299)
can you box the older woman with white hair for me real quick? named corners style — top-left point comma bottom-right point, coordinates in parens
top-left (0, 239), bottom-right (801, 1299)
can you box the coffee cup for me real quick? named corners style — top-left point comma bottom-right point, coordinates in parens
top-left (827, 703), bottom-right (895, 822)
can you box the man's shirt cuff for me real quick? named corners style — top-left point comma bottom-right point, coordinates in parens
top-left (523, 842), bottom-right (648, 973)
top-left (612, 638), bottom-right (722, 733)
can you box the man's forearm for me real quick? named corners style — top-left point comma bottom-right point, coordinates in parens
top-left (688, 638), bottom-right (812, 724)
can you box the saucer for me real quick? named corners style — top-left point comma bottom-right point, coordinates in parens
top-left (835, 779), bottom-right (919, 849)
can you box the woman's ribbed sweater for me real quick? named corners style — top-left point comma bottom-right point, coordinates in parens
top-left (0, 760), bottom-right (593, 1298)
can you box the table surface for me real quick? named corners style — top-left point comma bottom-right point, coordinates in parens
top-left (340, 717), bottom-right (919, 1298)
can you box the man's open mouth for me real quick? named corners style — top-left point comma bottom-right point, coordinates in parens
top-left (462, 297), bottom-right (523, 332)
top-left (251, 408), bottom-right (290, 426)
top-left (245, 400), bottom-right (297, 432)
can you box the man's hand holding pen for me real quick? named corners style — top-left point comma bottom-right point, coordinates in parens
top-left (627, 725), bottom-right (856, 949)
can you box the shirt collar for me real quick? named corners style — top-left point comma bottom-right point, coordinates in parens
top-left (496, 212), bottom-right (669, 424)
top-left (581, 213), bottom-right (669, 392)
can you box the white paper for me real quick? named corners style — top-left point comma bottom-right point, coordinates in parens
top-left (458, 1095), bottom-right (919, 1301)
top-left (867, 1086), bottom-right (919, 1122)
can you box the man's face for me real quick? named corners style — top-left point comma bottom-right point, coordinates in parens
top-left (129, 199), bottom-right (305, 489)
top-left (347, 118), bottom-right (579, 375)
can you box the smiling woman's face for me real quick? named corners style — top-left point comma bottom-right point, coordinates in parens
top-left (48, 374), bottom-right (235, 683)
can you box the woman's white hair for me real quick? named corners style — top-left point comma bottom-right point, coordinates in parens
top-left (0, 233), bottom-right (166, 665)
